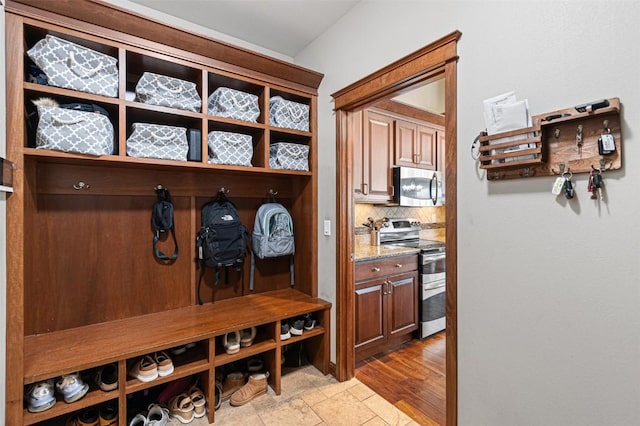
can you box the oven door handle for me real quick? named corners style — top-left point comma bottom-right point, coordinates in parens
top-left (423, 280), bottom-right (446, 290)
top-left (421, 253), bottom-right (446, 262)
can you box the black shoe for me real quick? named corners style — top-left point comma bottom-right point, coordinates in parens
top-left (280, 323), bottom-right (291, 340)
top-left (290, 319), bottom-right (304, 336)
top-left (302, 313), bottom-right (316, 330)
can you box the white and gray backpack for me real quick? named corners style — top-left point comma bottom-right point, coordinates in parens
top-left (250, 203), bottom-right (295, 290)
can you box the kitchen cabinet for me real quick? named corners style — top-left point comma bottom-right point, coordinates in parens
top-left (353, 109), bottom-right (395, 203)
top-left (394, 118), bottom-right (437, 170)
top-left (354, 254), bottom-right (418, 361)
top-left (437, 130), bottom-right (446, 173)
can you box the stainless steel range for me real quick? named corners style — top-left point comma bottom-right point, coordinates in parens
top-left (379, 217), bottom-right (446, 339)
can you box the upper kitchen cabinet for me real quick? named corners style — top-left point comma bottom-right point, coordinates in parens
top-left (437, 130), bottom-right (446, 174)
top-left (394, 118), bottom-right (437, 170)
top-left (353, 109), bottom-right (395, 203)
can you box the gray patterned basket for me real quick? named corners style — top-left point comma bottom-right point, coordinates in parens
top-left (269, 142), bottom-right (309, 171)
top-left (135, 72), bottom-right (201, 112)
top-left (126, 123), bottom-right (188, 161)
top-left (35, 105), bottom-right (114, 156)
top-left (269, 96), bottom-right (309, 132)
top-left (27, 35), bottom-right (118, 98)
top-left (208, 131), bottom-right (253, 166)
top-left (208, 87), bottom-right (260, 122)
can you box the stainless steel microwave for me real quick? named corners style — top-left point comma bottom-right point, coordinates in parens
top-left (392, 166), bottom-right (444, 206)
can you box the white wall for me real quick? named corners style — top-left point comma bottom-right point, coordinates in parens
top-left (296, 1), bottom-right (640, 424)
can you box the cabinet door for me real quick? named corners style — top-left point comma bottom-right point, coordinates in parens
top-left (394, 119), bottom-right (418, 167)
top-left (361, 110), bottom-right (394, 203)
top-left (387, 272), bottom-right (418, 336)
top-left (415, 124), bottom-right (437, 170)
top-left (351, 110), bottom-right (365, 200)
top-left (355, 277), bottom-right (386, 349)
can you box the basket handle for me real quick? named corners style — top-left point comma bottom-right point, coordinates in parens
top-left (158, 80), bottom-right (183, 95)
top-left (223, 137), bottom-right (246, 146)
top-left (52, 115), bottom-right (87, 126)
top-left (285, 104), bottom-right (305, 120)
top-left (231, 97), bottom-right (252, 110)
top-left (151, 131), bottom-right (177, 142)
top-left (279, 144), bottom-right (305, 158)
top-left (68, 51), bottom-right (104, 78)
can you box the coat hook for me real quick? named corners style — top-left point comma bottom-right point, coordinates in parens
top-left (219, 187), bottom-right (229, 194)
top-left (552, 163), bottom-right (567, 175)
top-left (269, 189), bottom-right (278, 197)
top-left (73, 181), bottom-right (90, 190)
top-left (592, 159), bottom-right (613, 172)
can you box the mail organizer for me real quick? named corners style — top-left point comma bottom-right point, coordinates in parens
top-left (479, 97), bottom-right (622, 181)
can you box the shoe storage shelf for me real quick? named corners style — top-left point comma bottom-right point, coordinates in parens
top-left (4, 1), bottom-right (329, 425)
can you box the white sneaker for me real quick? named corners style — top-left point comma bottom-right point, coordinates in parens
top-left (147, 403), bottom-right (170, 426)
top-left (56, 373), bottom-right (89, 403)
top-left (26, 379), bottom-right (56, 412)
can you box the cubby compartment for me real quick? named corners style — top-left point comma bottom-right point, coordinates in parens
top-left (206, 121), bottom-right (265, 168)
top-left (208, 73), bottom-right (265, 124)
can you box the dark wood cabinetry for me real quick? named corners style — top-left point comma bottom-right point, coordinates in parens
top-left (394, 118), bottom-right (437, 170)
top-left (4, 1), bottom-right (329, 424)
top-left (354, 255), bottom-right (418, 361)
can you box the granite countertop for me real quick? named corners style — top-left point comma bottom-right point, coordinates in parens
top-left (354, 243), bottom-right (420, 261)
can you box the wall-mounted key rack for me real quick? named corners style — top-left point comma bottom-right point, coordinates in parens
top-left (478, 97), bottom-right (622, 181)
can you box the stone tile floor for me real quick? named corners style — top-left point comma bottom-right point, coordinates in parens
top-left (172, 365), bottom-right (418, 425)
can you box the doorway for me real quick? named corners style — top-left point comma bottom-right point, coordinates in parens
top-left (332, 31), bottom-right (460, 426)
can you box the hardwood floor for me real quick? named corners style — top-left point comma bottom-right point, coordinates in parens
top-left (355, 331), bottom-right (446, 425)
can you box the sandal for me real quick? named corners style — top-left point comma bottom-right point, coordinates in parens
top-left (222, 331), bottom-right (241, 354)
top-left (154, 351), bottom-right (174, 377)
top-left (169, 393), bottom-right (194, 424)
top-left (240, 326), bottom-right (256, 347)
top-left (189, 385), bottom-right (207, 418)
top-left (128, 355), bottom-right (158, 382)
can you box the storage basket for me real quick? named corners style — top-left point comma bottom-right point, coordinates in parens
top-left (35, 105), bottom-right (114, 156)
top-left (207, 131), bottom-right (253, 166)
top-left (126, 123), bottom-right (188, 161)
top-left (269, 142), bottom-right (309, 171)
top-left (135, 72), bottom-right (201, 112)
top-left (208, 87), bottom-right (259, 122)
top-left (26, 35), bottom-right (118, 97)
top-left (269, 96), bottom-right (309, 132)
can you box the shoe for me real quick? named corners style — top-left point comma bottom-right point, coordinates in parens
top-left (128, 413), bottom-right (148, 426)
top-left (56, 373), bottom-right (89, 403)
top-left (189, 385), bottom-right (207, 418)
top-left (221, 371), bottom-right (246, 401)
top-left (247, 357), bottom-right (263, 372)
top-left (147, 403), bottom-right (170, 426)
top-left (223, 331), bottom-right (241, 354)
top-left (128, 355), bottom-right (158, 382)
top-left (95, 363), bottom-right (118, 392)
top-left (76, 407), bottom-right (99, 426)
top-left (302, 313), bottom-right (316, 330)
top-left (169, 393), bottom-right (195, 424)
top-left (170, 342), bottom-right (197, 356)
top-left (154, 351), bottom-right (174, 377)
top-left (26, 379), bottom-right (56, 413)
top-left (229, 372), bottom-right (269, 406)
top-left (280, 323), bottom-right (291, 340)
top-left (240, 326), bottom-right (256, 347)
top-left (290, 319), bottom-right (304, 336)
top-left (98, 403), bottom-right (118, 426)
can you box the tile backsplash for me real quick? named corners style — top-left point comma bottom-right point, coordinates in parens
top-left (355, 204), bottom-right (445, 226)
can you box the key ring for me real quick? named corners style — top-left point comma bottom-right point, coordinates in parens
top-left (562, 170), bottom-right (572, 180)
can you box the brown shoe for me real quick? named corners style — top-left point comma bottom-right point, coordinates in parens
top-left (229, 372), bottom-right (269, 406)
top-left (221, 372), bottom-right (246, 401)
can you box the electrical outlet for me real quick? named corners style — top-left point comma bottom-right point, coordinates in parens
top-left (323, 220), bottom-right (331, 236)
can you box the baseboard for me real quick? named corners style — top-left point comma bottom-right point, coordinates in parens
top-left (328, 361), bottom-right (336, 378)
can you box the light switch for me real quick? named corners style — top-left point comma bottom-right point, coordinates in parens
top-left (323, 220), bottom-right (331, 236)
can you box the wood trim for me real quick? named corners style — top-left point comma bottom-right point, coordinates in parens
top-left (333, 32), bottom-right (460, 425)
top-left (331, 31), bottom-right (461, 110)
top-left (373, 99), bottom-right (445, 127)
top-left (5, 0), bottom-right (324, 89)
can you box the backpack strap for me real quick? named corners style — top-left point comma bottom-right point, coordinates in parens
top-left (289, 254), bottom-right (295, 287)
top-left (152, 186), bottom-right (178, 261)
top-left (250, 251), bottom-right (256, 291)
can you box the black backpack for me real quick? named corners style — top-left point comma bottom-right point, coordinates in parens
top-left (195, 193), bottom-right (248, 304)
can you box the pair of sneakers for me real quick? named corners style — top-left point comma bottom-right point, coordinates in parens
top-left (128, 351), bottom-right (174, 383)
top-left (65, 402), bottom-right (118, 426)
top-left (280, 313), bottom-right (316, 340)
top-left (26, 372), bottom-right (89, 413)
top-left (128, 403), bottom-right (170, 426)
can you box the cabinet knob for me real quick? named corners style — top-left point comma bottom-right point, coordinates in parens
top-left (372, 267), bottom-right (380, 272)
top-left (395, 263), bottom-right (402, 268)
top-left (362, 183), bottom-right (368, 195)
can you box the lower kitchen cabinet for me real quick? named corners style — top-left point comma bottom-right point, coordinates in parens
top-left (355, 255), bottom-right (418, 361)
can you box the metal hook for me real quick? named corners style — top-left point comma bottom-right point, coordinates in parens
top-left (155, 184), bottom-right (164, 191)
top-left (592, 159), bottom-right (612, 172)
top-left (552, 163), bottom-right (567, 175)
top-left (219, 187), bottom-right (229, 194)
top-left (73, 181), bottom-right (90, 190)
top-left (520, 167), bottom-right (536, 178)
top-left (269, 189), bottom-right (278, 197)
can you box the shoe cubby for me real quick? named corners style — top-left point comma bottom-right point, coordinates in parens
top-left (6, 3), bottom-right (327, 425)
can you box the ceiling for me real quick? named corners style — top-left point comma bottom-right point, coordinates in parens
top-left (128, 0), bottom-right (360, 57)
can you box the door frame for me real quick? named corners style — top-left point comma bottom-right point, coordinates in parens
top-left (332, 31), bottom-right (460, 426)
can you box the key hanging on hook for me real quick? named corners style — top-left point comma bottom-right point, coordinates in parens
top-left (563, 171), bottom-right (575, 199)
top-left (598, 119), bottom-right (616, 155)
top-left (576, 125), bottom-right (583, 156)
